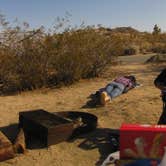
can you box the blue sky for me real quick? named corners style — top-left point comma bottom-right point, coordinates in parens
top-left (0, 0), bottom-right (166, 32)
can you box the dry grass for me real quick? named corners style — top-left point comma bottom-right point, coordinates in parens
top-left (0, 55), bottom-right (165, 166)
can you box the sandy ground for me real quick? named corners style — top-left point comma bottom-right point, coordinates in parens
top-left (0, 54), bottom-right (165, 166)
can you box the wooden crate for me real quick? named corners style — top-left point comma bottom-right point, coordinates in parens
top-left (19, 109), bottom-right (74, 146)
top-left (0, 131), bottom-right (14, 161)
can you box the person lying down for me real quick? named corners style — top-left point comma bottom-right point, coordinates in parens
top-left (99, 75), bottom-right (138, 106)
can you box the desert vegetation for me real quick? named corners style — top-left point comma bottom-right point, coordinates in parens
top-left (0, 13), bottom-right (165, 94)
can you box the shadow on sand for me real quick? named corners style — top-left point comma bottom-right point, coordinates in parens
top-left (0, 123), bottom-right (47, 150)
top-left (68, 128), bottom-right (120, 166)
top-left (81, 93), bottom-right (103, 109)
top-left (0, 123), bottom-right (119, 166)
top-left (0, 123), bottom-right (20, 143)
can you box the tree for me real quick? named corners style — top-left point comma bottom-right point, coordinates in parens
top-left (153, 24), bottom-right (161, 35)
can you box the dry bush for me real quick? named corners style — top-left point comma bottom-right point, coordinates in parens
top-left (1, 13), bottom-right (166, 94)
top-left (49, 28), bottom-right (113, 84)
top-left (124, 45), bottom-right (139, 55)
top-left (151, 43), bottom-right (166, 54)
top-left (0, 15), bottom-right (114, 93)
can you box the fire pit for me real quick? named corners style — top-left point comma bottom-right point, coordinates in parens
top-left (19, 109), bottom-right (98, 146)
top-left (54, 111), bottom-right (98, 137)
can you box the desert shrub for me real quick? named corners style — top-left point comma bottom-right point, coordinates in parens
top-left (0, 37), bottom-right (49, 92)
top-left (16, 40), bottom-right (48, 90)
top-left (151, 43), bottom-right (166, 54)
top-left (0, 49), bottom-right (20, 93)
top-left (124, 45), bottom-right (139, 55)
top-left (0, 15), bottom-right (115, 93)
top-left (49, 28), bottom-right (113, 84)
top-left (139, 41), bottom-right (152, 54)
top-left (3, 14), bottom-right (166, 93)
top-left (108, 35), bottom-right (126, 56)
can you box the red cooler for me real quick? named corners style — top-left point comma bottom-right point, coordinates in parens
top-left (120, 124), bottom-right (166, 159)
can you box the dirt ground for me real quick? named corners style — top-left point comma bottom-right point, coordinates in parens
top-left (0, 54), bottom-right (165, 166)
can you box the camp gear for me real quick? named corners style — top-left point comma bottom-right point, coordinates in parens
top-left (101, 151), bottom-right (119, 166)
top-left (19, 109), bottom-right (75, 146)
top-left (19, 110), bottom-right (98, 146)
top-left (120, 124), bottom-right (166, 160)
top-left (54, 111), bottom-right (98, 137)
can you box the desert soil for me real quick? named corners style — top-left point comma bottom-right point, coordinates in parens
top-left (0, 54), bottom-right (165, 166)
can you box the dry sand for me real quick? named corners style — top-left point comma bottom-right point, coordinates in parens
top-left (0, 54), bottom-right (165, 166)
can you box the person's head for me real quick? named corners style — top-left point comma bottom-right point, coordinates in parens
top-left (126, 75), bottom-right (136, 83)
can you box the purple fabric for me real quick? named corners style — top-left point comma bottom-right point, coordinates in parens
top-left (114, 76), bottom-right (133, 88)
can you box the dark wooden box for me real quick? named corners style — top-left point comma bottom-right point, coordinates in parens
top-left (19, 109), bottom-right (74, 146)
